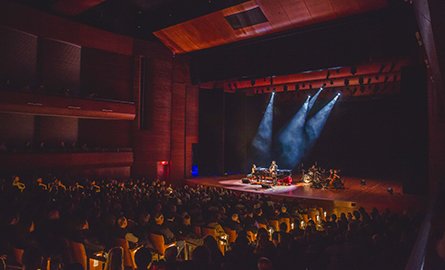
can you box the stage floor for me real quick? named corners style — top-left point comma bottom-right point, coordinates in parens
top-left (186, 175), bottom-right (423, 212)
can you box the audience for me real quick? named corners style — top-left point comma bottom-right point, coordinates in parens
top-left (0, 175), bottom-right (421, 270)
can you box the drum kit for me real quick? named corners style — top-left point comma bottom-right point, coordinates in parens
top-left (301, 165), bottom-right (344, 189)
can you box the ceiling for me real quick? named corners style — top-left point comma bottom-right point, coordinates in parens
top-left (13, 0), bottom-right (398, 54)
top-left (154, 0), bottom-right (388, 54)
top-left (11, 0), bottom-right (419, 84)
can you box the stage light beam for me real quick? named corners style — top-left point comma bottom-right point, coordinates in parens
top-left (276, 96), bottom-right (310, 168)
top-left (250, 92), bottom-right (275, 166)
top-left (305, 94), bottom-right (340, 147)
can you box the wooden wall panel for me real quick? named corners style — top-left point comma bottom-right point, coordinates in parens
top-left (39, 38), bottom-right (81, 95)
top-left (78, 119), bottom-right (131, 148)
top-left (185, 86), bottom-right (199, 178)
top-left (0, 113), bottom-right (34, 144)
top-left (35, 116), bottom-right (78, 145)
top-left (0, 91), bottom-right (136, 120)
top-left (81, 48), bottom-right (133, 101)
top-left (0, 26), bottom-right (37, 88)
top-left (170, 83), bottom-right (186, 181)
top-left (132, 54), bottom-right (173, 177)
top-left (0, 152), bottom-right (133, 171)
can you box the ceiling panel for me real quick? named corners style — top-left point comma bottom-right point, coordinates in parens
top-left (154, 0), bottom-right (389, 54)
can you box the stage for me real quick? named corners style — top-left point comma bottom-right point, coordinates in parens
top-left (186, 175), bottom-right (423, 213)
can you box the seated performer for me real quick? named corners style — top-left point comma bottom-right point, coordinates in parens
top-left (329, 169), bottom-right (342, 188)
top-left (269, 161), bottom-right (278, 185)
top-left (249, 164), bottom-right (258, 180)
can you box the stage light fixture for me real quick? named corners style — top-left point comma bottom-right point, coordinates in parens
top-left (350, 66), bottom-right (357, 75)
top-left (387, 187), bottom-right (393, 195)
top-left (379, 64), bottom-right (386, 73)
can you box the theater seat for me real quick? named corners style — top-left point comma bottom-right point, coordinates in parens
top-left (113, 238), bottom-right (136, 269)
top-left (149, 233), bottom-right (176, 261)
top-left (65, 240), bottom-right (87, 270)
top-left (279, 217), bottom-right (291, 232)
top-left (201, 227), bottom-right (225, 254)
top-left (223, 227), bottom-right (237, 243)
top-left (269, 219), bottom-right (279, 232)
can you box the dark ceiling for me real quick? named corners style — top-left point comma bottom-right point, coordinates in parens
top-left (12, 0), bottom-right (420, 83)
top-left (14, 0), bottom-right (248, 41)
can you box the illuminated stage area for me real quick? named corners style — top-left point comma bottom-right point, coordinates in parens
top-left (186, 175), bottom-right (421, 212)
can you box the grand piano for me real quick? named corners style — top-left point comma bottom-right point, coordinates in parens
top-left (247, 167), bottom-right (293, 185)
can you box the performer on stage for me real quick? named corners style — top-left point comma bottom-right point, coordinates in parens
top-left (249, 164), bottom-right (258, 181)
top-left (269, 161), bottom-right (278, 185)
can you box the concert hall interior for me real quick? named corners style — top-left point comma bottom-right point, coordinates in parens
top-left (1, 0), bottom-right (445, 269)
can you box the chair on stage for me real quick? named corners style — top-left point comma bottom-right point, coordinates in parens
top-left (149, 233), bottom-right (177, 261)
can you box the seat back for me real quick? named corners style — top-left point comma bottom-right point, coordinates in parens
top-left (114, 238), bottom-right (135, 270)
top-left (66, 240), bottom-right (87, 270)
top-left (223, 227), bottom-right (237, 243)
top-left (279, 218), bottom-right (291, 232)
top-left (201, 227), bottom-right (217, 239)
top-left (193, 226), bottom-right (202, 237)
top-left (258, 223), bottom-right (268, 230)
top-left (269, 219), bottom-right (279, 232)
top-left (149, 233), bottom-right (166, 256)
top-left (12, 247), bottom-right (24, 266)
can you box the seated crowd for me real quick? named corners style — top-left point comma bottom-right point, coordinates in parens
top-left (0, 176), bottom-right (421, 270)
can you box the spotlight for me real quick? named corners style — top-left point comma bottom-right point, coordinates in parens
top-left (350, 66), bottom-right (357, 75)
top-left (387, 187), bottom-right (394, 195)
top-left (337, 93), bottom-right (341, 96)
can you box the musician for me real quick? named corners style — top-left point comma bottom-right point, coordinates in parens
top-left (329, 169), bottom-right (341, 188)
top-left (269, 161), bottom-right (278, 185)
top-left (251, 164), bottom-right (257, 175)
